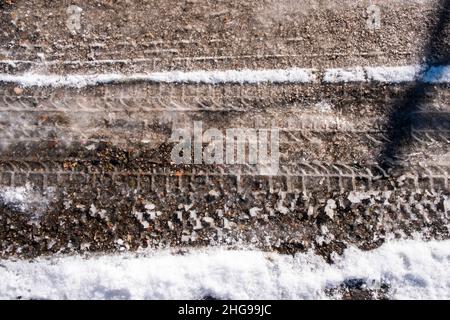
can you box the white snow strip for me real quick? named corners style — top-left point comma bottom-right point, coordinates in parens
top-left (0, 68), bottom-right (316, 88)
top-left (0, 65), bottom-right (449, 87)
top-left (323, 67), bottom-right (366, 83)
top-left (0, 239), bottom-right (448, 300)
top-left (365, 65), bottom-right (421, 83)
top-left (325, 65), bottom-right (450, 83)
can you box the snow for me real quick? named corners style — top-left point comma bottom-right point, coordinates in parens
top-left (1, 64), bottom-right (449, 87)
top-left (347, 190), bottom-right (392, 204)
top-left (0, 185), bottom-right (29, 210)
top-left (324, 199), bottom-right (336, 219)
top-left (348, 191), bottom-right (375, 204)
top-left (422, 65), bottom-right (450, 83)
top-left (0, 184), bottom-right (54, 222)
top-left (323, 67), bottom-right (366, 83)
top-left (0, 68), bottom-right (316, 88)
top-left (444, 197), bottom-right (450, 213)
top-left (325, 65), bottom-right (450, 83)
top-left (0, 239), bottom-right (448, 300)
top-left (365, 65), bottom-right (420, 83)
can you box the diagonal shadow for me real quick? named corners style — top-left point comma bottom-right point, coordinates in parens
top-left (378, 0), bottom-right (450, 170)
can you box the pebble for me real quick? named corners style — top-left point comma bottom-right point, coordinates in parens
top-left (13, 87), bottom-right (23, 95)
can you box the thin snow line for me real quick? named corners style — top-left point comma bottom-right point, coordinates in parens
top-left (0, 65), bottom-right (449, 88)
top-left (0, 68), bottom-right (317, 87)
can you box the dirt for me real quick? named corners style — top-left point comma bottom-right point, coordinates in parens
top-left (0, 0), bottom-right (449, 265)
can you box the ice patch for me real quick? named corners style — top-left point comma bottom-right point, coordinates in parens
top-left (0, 239), bottom-right (448, 300)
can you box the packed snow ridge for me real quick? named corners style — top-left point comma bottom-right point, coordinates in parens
top-left (0, 65), bottom-right (449, 87)
top-left (0, 239), bottom-right (448, 299)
